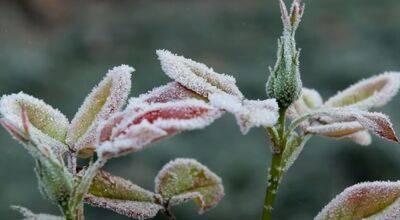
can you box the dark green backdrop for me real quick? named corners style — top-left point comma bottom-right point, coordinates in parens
top-left (1, 0), bottom-right (400, 219)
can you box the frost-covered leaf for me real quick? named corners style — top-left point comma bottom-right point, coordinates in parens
top-left (0, 92), bottom-right (69, 154)
top-left (85, 170), bottom-right (162, 219)
top-left (307, 121), bottom-right (365, 138)
top-left (89, 170), bottom-right (156, 202)
top-left (315, 181), bottom-right (400, 220)
top-left (281, 133), bottom-right (310, 171)
top-left (134, 82), bottom-right (201, 104)
top-left (85, 195), bottom-right (163, 220)
top-left (97, 99), bottom-right (222, 159)
top-left (66, 65), bottom-right (133, 153)
top-left (324, 72), bottom-right (400, 110)
top-left (155, 158), bottom-right (224, 214)
top-left (157, 49), bottom-right (243, 98)
top-left (209, 93), bottom-right (279, 134)
top-left (11, 205), bottom-right (63, 220)
top-left (315, 108), bottom-right (399, 143)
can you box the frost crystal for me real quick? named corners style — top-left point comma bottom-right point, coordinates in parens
top-left (85, 170), bottom-right (162, 219)
top-left (315, 181), bottom-right (400, 220)
top-left (66, 65), bottom-right (133, 153)
top-left (134, 82), bottom-right (200, 104)
top-left (289, 74), bottom-right (399, 145)
top-left (156, 49), bottom-right (243, 98)
top-left (97, 99), bottom-right (222, 159)
top-left (0, 92), bottom-right (69, 154)
top-left (324, 72), bottom-right (400, 110)
top-left (155, 158), bottom-right (224, 214)
top-left (209, 93), bottom-right (279, 134)
top-left (85, 195), bottom-right (163, 220)
top-left (313, 108), bottom-right (399, 142)
top-left (307, 121), bottom-right (364, 138)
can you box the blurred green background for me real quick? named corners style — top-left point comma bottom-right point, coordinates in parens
top-left (1, 0), bottom-right (400, 219)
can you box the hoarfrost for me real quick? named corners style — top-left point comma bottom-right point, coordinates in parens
top-left (209, 93), bottom-right (279, 134)
top-left (324, 72), bottom-right (400, 110)
top-left (85, 195), bottom-right (162, 220)
top-left (67, 65), bottom-right (133, 152)
top-left (315, 181), bottom-right (400, 220)
top-left (134, 82), bottom-right (200, 104)
top-left (155, 158), bottom-right (224, 214)
top-left (156, 49), bottom-right (243, 98)
top-left (0, 92), bottom-right (69, 155)
top-left (97, 99), bottom-right (222, 159)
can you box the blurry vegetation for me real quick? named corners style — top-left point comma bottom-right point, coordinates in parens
top-left (1, 0), bottom-right (400, 219)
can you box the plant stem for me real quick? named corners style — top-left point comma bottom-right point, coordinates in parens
top-left (261, 109), bottom-right (287, 220)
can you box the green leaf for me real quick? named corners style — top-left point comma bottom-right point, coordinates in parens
top-left (281, 132), bottom-right (310, 172)
top-left (89, 170), bottom-right (156, 202)
top-left (324, 72), bottom-right (400, 110)
top-left (66, 65), bottom-right (133, 155)
top-left (85, 170), bottom-right (163, 219)
top-left (155, 158), bottom-right (224, 214)
top-left (0, 92), bottom-right (69, 153)
top-left (315, 181), bottom-right (400, 220)
top-left (35, 158), bottom-right (74, 205)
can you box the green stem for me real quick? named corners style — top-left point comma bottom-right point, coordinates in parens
top-left (262, 108), bottom-right (287, 220)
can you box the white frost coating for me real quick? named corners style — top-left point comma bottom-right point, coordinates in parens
top-left (306, 121), bottom-right (364, 138)
top-left (315, 181), bottom-right (400, 220)
top-left (156, 49), bottom-right (243, 98)
top-left (85, 194), bottom-right (163, 220)
top-left (316, 108), bottom-right (399, 142)
top-left (0, 92), bottom-right (69, 154)
top-left (97, 121), bottom-right (167, 159)
top-left (97, 99), bottom-right (222, 158)
top-left (209, 93), bottom-right (279, 134)
top-left (11, 205), bottom-right (63, 220)
top-left (154, 158), bottom-right (224, 214)
top-left (324, 72), bottom-right (400, 110)
top-left (67, 65), bottom-right (134, 152)
top-left (347, 130), bottom-right (372, 146)
top-left (133, 82), bottom-right (199, 104)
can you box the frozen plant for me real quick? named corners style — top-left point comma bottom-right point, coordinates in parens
top-left (2, 0), bottom-right (400, 219)
top-left (0, 65), bottom-right (225, 219)
top-left (155, 0), bottom-right (400, 219)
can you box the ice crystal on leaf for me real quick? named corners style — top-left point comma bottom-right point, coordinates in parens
top-left (85, 170), bottom-right (162, 219)
top-left (157, 49), bottom-right (243, 99)
top-left (324, 72), bottom-right (400, 110)
top-left (134, 82), bottom-right (201, 104)
top-left (155, 158), bottom-right (224, 214)
top-left (66, 65), bottom-right (133, 154)
top-left (85, 195), bottom-right (162, 220)
top-left (308, 108), bottom-right (399, 143)
top-left (96, 99), bottom-right (222, 159)
top-left (209, 93), bottom-right (279, 134)
top-left (156, 49), bottom-right (279, 133)
top-left (288, 72), bottom-right (400, 145)
top-left (0, 92), bottom-right (69, 155)
top-left (315, 181), bottom-right (400, 220)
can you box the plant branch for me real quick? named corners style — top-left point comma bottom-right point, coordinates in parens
top-left (262, 108), bottom-right (287, 220)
